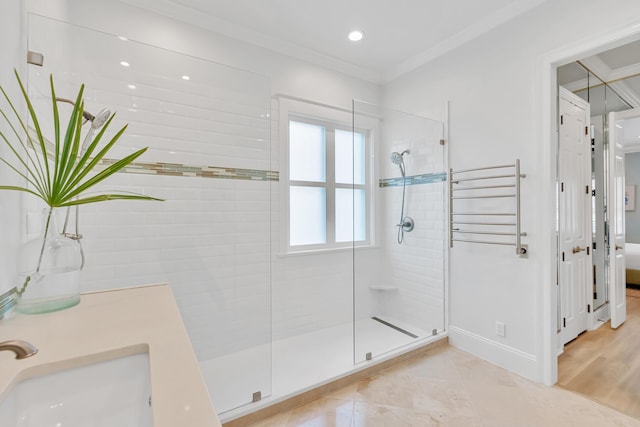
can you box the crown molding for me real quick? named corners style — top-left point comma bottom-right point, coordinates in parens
top-left (580, 56), bottom-right (640, 108)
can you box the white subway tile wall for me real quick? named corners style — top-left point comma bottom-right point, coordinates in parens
top-left (366, 108), bottom-right (446, 336)
top-left (379, 183), bottom-right (446, 329)
top-left (27, 15), bottom-right (272, 366)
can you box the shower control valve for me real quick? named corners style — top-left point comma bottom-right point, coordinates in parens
top-left (397, 216), bottom-right (414, 232)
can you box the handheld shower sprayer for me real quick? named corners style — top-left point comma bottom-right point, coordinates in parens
top-left (390, 149), bottom-right (414, 244)
top-left (81, 108), bottom-right (112, 152)
top-left (91, 108), bottom-right (112, 129)
top-left (56, 97), bottom-right (112, 151)
top-left (55, 98), bottom-right (112, 269)
top-left (390, 149), bottom-right (410, 177)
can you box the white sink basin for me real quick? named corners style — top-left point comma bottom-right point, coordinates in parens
top-left (0, 352), bottom-right (153, 426)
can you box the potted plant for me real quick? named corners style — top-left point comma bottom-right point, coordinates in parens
top-left (0, 70), bottom-right (161, 314)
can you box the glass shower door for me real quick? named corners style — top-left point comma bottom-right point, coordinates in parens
top-left (27, 14), bottom-right (273, 415)
top-left (352, 100), bottom-right (446, 363)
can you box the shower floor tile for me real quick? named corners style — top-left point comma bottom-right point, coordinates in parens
top-left (201, 317), bottom-right (427, 416)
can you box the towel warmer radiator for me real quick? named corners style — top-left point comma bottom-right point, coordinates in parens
top-left (449, 159), bottom-right (527, 256)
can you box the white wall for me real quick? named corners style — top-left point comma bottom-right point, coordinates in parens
top-left (626, 152), bottom-right (640, 243)
top-left (0, 2), bottom-right (26, 297)
top-left (383, 0), bottom-right (640, 381)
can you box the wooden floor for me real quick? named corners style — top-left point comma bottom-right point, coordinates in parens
top-left (558, 289), bottom-right (640, 420)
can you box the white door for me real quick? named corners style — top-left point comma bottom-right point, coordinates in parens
top-left (558, 87), bottom-right (592, 346)
top-left (608, 110), bottom-right (631, 328)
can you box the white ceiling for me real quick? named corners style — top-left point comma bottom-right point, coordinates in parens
top-left (122, 0), bottom-right (549, 83)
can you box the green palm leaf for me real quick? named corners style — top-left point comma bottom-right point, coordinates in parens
top-left (0, 70), bottom-right (162, 207)
top-left (14, 69), bottom-right (52, 194)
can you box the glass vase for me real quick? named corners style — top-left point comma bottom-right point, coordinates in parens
top-left (15, 208), bottom-right (82, 314)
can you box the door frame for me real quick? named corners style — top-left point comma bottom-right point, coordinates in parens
top-left (538, 25), bottom-right (640, 386)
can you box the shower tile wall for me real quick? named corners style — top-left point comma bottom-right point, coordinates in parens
top-left (78, 175), bottom-right (272, 360)
top-left (380, 182), bottom-right (445, 329)
top-left (376, 113), bottom-right (445, 333)
top-left (26, 15), bottom-right (273, 364)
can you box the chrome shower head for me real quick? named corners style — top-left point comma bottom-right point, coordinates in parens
top-left (390, 149), bottom-right (410, 165)
top-left (390, 151), bottom-right (403, 165)
top-left (390, 150), bottom-right (410, 177)
top-left (78, 108), bottom-right (111, 153)
top-left (91, 108), bottom-right (111, 129)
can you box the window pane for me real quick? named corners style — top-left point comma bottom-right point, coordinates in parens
top-left (335, 188), bottom-right (366, 242)
top-left (289, 121), bottom-right (326, 182)
top-left (335, 129), bottom-right (365, 185)
top-left (290, 186), bottom-right (326, 246)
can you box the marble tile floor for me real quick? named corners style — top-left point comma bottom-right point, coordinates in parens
top-left (246, 344), bottom-right (640, 427)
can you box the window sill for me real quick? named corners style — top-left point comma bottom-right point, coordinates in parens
top-left (277, 244), bottom-right (380, 258)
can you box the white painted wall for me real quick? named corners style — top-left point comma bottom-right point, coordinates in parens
top-left (0, 2), bottom-right (26, 296)
top-left (383, 0), bottom-right (640, 381)
top-left (625, 152), bottom-right (640, 243)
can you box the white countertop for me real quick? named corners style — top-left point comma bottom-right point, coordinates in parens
top-left (0, 283), bottom-right (221, 427)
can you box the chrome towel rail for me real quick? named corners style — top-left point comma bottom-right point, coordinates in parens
top-left (449, 159), bottom-right (527, 256)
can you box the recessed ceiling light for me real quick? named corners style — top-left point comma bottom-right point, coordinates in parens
top-left (182, 75), bottom-right (190, 81)
top-left (348, 30), bottom-right (363, 42)
top-left (120, 61), bottom-right (130, 67)
top-left (127, 84), bottom-right (136, 90)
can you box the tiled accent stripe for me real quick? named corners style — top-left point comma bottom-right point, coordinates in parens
top-left (379, 172), bottom-right (447, 188)
top-left (99, 159), bottom-right (279, 182)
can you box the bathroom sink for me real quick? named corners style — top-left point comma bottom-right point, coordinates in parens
top-left (0, 352), bottom-right (152, 426)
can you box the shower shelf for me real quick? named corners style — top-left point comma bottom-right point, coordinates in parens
top-left (449, 159), bottom-right (527, 257)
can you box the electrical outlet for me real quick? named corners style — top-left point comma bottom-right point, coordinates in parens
top-left (495, 321), bottom-right (505, 337)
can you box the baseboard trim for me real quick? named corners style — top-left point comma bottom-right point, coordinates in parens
top-left (449, 326), bottom-right (537, 381)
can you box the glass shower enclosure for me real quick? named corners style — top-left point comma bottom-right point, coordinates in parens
top-left (352, 101), bottom-right (447, 363)
top-left (27, 14), bottom-right (273, 414)
top-left (25, 11), bottom-right (448, 420)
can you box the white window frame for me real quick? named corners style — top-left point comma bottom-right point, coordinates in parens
top-left (278, 97), bottom-right (377, 254)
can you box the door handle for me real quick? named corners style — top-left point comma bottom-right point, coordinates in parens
top-left (616, 245), bottom-right (624, 251)
top-left (572, 246), bottom-right (586, 254)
